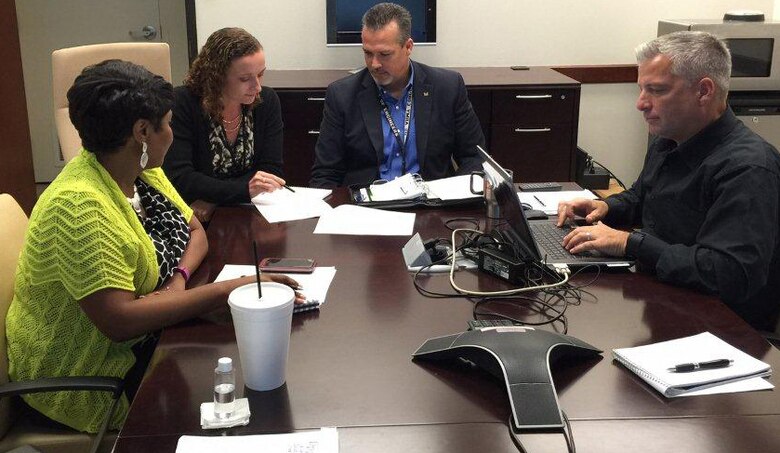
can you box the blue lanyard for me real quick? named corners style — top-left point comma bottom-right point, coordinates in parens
top-left (378, 89), bottom-right (413, 174)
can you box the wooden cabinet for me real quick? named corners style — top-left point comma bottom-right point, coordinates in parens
top-left (266, 67), bottom-right (580, 186)
top-left (488, 87), bottom-right (579, 182)
top-left (276, 90), bottom-right (326, 186)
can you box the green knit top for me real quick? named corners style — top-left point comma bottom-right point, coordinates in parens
top-left (6, 150), bottom-right (193, 433)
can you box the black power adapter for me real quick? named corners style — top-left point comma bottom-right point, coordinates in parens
top-left (578, 167), bottom-right (610, 190)
top-left (477, 247), bottom-right (529, 285)
top-left (575, 147), bottom-right (611, 190)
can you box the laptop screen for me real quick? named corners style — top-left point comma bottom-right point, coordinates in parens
top-left (476, 146), bottom-right (542, 262)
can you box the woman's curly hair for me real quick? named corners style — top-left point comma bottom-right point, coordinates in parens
top-left (184, 27), bottom-right (263, 121)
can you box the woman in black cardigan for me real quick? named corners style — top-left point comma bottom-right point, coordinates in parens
top-left (164, 27), bottom-right (285, 222)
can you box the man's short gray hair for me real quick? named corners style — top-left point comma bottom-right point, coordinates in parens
top-left (362, 2), bottom-right (412, 45)
top-left (635, 31), bottom-right (732, 101)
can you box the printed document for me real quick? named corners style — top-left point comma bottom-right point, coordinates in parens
top-left (176, 427), bottom-right (338, 453)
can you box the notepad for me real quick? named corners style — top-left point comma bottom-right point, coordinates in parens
top-left (518, 189), bottom-right (597, 215)
top-left (612, 332), bottom-right (773, 397)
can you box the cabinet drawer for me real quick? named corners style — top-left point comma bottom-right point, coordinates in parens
top-left (491, 89), bottom-right (575, 124)
top-left (282, 129), bottom-right (319, 186)
top-left (468, 88), bottom-right (491, 127)
top-left (490, 124), bottom-right (572, 182)
top-left (277, 90), bottom-right (326, 130)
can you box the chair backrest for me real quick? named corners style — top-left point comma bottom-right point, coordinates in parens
top-left (52, 42), bottom-right (172, 162)
top-left (0, 194), bottom-right (30, 438)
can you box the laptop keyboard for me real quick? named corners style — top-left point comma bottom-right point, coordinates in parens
top-left (530, 223), bottom-right (592, 260)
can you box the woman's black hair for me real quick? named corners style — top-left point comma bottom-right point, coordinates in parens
top-left (67, 59), bottom-right (174, 155)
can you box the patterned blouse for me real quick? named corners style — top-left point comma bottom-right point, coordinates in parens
top-left (135, 178), bottom-right (190, 288)
top-left (209, 107), bottom-right (255, 178)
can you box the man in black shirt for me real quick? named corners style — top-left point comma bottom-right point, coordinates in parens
top-left (557, 31), bottom-right (780, 331)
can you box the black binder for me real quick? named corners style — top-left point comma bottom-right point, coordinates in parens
top-left (349, 183), bottom-right (484, 209)
top-left (349, 174), bottom-right (485, 210)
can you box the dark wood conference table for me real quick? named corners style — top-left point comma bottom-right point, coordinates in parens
top-left (114, 190), bottom-right (780, 453)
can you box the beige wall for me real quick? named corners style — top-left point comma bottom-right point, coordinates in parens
top-left (15, 0), bottom-right (189, 182)
top-left (195, 0), bottom-right (773, 183)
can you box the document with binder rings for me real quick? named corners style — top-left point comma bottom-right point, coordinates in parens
top-left (350, 174), bottom-right (483, 210)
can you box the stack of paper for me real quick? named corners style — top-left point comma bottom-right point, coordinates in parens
top-left (214, 265), bottom-right (337, 306)
top-left (252, 187), bottom-right (333, 223)
top-left (612, 332), bottom-right (773, 397)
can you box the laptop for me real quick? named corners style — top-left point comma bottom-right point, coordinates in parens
top-left (476, 146), bottom-right (634, 269)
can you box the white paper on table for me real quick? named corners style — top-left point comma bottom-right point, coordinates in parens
top-left (313, 204), bottom-right (415, 236)
top-left (176, 427), bottom-right (338, 453)
top-left (674, 376), bottom-right (774, 397)
top-left (253, 187), bottom-right (332, 204)
top-left (214, 265), bottom-right (336, 304)
top-left (518, 189), bottom-right (598, 215)
top-left (252, 187), bottom-right (333, 223)
top-left (426, 174), bottom-right (482, 201)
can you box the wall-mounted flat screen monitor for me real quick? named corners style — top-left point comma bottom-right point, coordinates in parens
top-left (326, 0), bottom-right (436, 45)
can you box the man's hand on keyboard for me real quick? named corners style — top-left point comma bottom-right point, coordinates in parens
top-left (556, 198), bottom-right (609, 227)
top-left (562, 221), bottom-right (630, 257)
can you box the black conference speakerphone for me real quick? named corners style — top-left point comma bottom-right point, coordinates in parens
top-left (412, 327), bottom-right (601, 430)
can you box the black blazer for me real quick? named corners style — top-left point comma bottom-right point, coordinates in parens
top-left (163, 85), bottom-right (284, 204)
top-left (310, 61), bottom-right (485, 188)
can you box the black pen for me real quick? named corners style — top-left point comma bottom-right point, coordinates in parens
top-left (667, 359), bottom-right (733, 373)
top-left (284, 185), bottom-right (296, 193)
top-left (533, 195), bottom-right (546, 207)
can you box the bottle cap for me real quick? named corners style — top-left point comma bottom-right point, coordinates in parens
top-left (217, 357), bottom-right (232, 372)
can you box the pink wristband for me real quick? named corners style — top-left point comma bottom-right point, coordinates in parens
top-left (173, 266), bottom-right (190, 282)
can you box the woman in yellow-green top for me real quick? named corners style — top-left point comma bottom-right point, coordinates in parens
top-left (6, 60), bottom-right (303, 433)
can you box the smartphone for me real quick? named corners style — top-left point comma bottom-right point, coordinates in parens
top-left (259, 257), bottom-right (316, 273)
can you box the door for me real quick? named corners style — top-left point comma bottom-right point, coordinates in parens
top-left (15, 0), bottom-right (189, 182)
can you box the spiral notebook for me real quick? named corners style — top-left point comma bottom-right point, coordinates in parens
top-left (612, 332), bottom-right (772, 397)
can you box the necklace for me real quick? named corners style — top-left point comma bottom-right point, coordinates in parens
top-left (126, 184), bottom-right (145, 217)
top-left (222, 111), bottom-right (242, 124)
top-left (224, 121), bottom-right (242, 133)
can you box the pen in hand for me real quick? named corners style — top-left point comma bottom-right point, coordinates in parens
top-left (668, 359), bottom-right (733, 373)
top-left (283, 185), bottom-right (296, 193)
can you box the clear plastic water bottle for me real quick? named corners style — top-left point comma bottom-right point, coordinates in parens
top-left (213, 357), bottom-right (235, 419)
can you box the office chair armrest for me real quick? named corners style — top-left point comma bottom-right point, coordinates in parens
top-left (0, 376), bottom-right (124, 399)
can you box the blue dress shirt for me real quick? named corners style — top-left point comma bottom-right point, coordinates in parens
top-left (378, 66), bottom-right (418, 180)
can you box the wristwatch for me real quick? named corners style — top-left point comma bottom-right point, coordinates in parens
top-left (173, 266), bottom-right (190, 282)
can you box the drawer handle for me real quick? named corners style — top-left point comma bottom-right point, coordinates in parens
top-left (514, 128), bottom-right (551, 133)
top-left (515, 95), bottom-right (552, 99)
top-left (307, 130), bottom-right (321, 135)
top-left (306, 97), bottom-right (326, 102)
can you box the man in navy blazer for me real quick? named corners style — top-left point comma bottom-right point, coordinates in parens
top-left (310, 2), bottom-right (485, 188)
